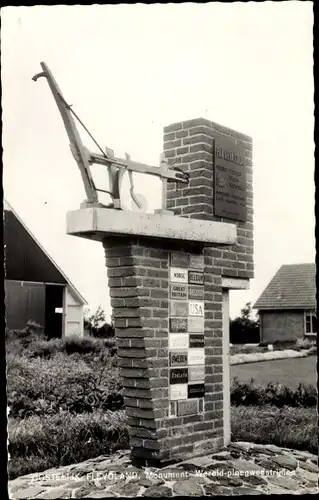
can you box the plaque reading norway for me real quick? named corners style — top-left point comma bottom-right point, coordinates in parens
top-left (170, 267), bottom-right (188, 284)
top-left (214, 135), bottom-right (247, 222)
top-left (170, 368), bottom-right (188, 384)
top-left (169, 317), bottom-right (187, 332)
top-left (189, 271), bottom-right (204, 285)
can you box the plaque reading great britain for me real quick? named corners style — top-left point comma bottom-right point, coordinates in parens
top-left (170, 284), bottom-right (187, 299)
top-left (214, 135), bottom-right (247, 222)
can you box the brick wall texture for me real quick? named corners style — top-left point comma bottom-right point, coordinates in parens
top-left (260, 310), bottom-right (305, 343)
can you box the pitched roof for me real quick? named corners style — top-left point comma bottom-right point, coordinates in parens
top-left (254, 263), bottom-right (316, 310)
top-left (4, 199), bottom-right (87, 305)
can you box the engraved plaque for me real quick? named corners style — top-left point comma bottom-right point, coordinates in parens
top-left (188, 301), bottom-right (204, 317)
top-left (177, 399), bottom-right (198, 416)
top-left (189, 254), bottom-right (204, 270)
top-left (170, 267), bottom-right (188, 284)
top-left (188, 271), bottom-right (204, 285)
top-left (214, 135), bottom-right (247, 222)
top-left (188, 383), bottom-right (205, 398)
top-left (169, 333), bottom-right (189, 349)
top-left (189, 365), bottom-right (205, 382)
top-left (188, 348), bottom-right (205, 365)
top-left (170, 252), bottom-right (189, 268)
top-left (189, 334), bottom-right (204, 348)
top-left (169, 317), bottom-right (188, 333)
top-left (170, 301), bottom-right (188, 317)
top-left (188, 316), bottom-right (204, 333)
top-left (170, 351), bottom-right (188, 366)
top-left (170, 284), bottom-right (188, 299)
top-left (170, 368), bottom-right (188, 384)
top-left (188, 285), bottom-right (204, 300)
top-left (170, 384), bottom-right (188, 401)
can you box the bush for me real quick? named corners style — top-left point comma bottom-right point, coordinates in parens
top-left (295, 337), bottom-right (316, 350)
top-left (231, 378), bottom-right (317, 408)
top-left (27, 335), bottom-right (117, 359)
top-left (8, 410), bottom-right (129, 479)
top-left (231, 405), bottom-right (318, 455)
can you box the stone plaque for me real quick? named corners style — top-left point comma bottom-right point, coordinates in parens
top-left (214, 135), bottom-right (247, 222)
top-left (170, 284), bottom-right (188, 299)
top-left (189, 365), bottom-right (205, 382)
top-left (169, 317), bottom-right (188, 333)
top-left (170, 351), bottom-right (188, 366)
top-left (170, 301), bottom-right (188, 317)
top-left (169, 333), bottom-right (189, 349)
top-left (188, 271), bottom-right (204, 285)
top-left (170, 368), bottom-right (188, 384)
top-left (189, 254), bottom-right (204, 270)
top-left (188, 383), bottom-right (205, 398)
top-left (170, 252), bottom-right (189, 268)
top-left (189, 334), bottom-right (204, 348)
top-left (188, 316), bottom-right (204, 333)
top-left (170, 267), bottom-right (188, 284)
top-left (188, 348), bottom-right (205, 365)
top-left (188, 285), bottom-right (204, 300)
top-left (188, 301), bottom-right (204, 317)
top-left (177, 399), bottom-right (198, 416)
top-left (170, 384), bottom-right (188, 401)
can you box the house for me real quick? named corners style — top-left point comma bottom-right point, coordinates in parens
top-left (253, 263), bottom-right (316, 344)
top-left (4, 200), bottom-right (87, 338)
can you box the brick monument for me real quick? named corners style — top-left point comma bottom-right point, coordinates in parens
top-left (66, 117), bottom-right (253, 466)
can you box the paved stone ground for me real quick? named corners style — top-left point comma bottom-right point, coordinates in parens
top-left (8, 442), bottom-right (318, 498)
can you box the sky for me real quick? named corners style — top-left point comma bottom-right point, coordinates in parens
top-left (1, 3), bottom-right (314, 321)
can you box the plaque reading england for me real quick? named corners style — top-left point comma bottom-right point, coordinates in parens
top-left (188, 301), bottom-right (204, 317)
top-left (189, 334), bottom-right (204, 348)
top-left (170, 284), bottom-right (188, 299)
top-left (170, 267), bottom-right (188, 284)
top-left (170, 368), bottom-right (188, 384)
top-left (189, 365), bottom-right (205, 382)
top-left (170, 301), bottom-right (188, 317)
top-left (170, 351), bottom-right (188, 366)
top-left (170, 384), bottom-right (188, 401)
top-left (170, 252), bottom-right (189, 268)
top-left (169, 333), bottom-right (189, 349)
top-left (188, 286), bottom-right (204, 300)
top-left (188, 271), bottom-right (204, 285)
top-left (189, 254), bottom-right (204, 270)
top-left (188, 316), bottom-right (204, 333)
top-left (177, 400), bottom-right (198, 416)
top-left (188, 383), bottom-right (205, 398)
top-left (188, 348), bottom-right (205, 365)
top-left (214, 135), bottom-right (247, 222)
top-left (169, 317), bottom-right (187, 332)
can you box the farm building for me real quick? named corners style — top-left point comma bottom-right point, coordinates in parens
top-left (254, 263), bottom-right (316, 344)
top-left (4, 200), bottom-right (87, 338)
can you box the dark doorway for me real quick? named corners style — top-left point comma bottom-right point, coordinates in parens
top-left (45, 285), bottom-right (64, 339)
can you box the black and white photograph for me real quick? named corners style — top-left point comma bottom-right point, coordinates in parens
top-left (2, 2), bottom-right (317, 498)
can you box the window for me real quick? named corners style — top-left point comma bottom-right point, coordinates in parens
top-left (305, 311), bottom-right (317, 335)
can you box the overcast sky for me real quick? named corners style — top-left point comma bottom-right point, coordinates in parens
top-left (2, 3), bottom-right (314, 321)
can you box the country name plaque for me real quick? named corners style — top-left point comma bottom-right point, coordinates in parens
top-left (170, 284), bottom-right (188, 299)
top-left (169, 317), bottom-right (188, 333)
top-left (170, 267), bottom-right (188, 284)
top-left (169, 333), bottom-right (189, 350)
top-left (170, 384), bottom-right (188, 401)
top-left (188, 316), bottom-right (204, 333)
top-left (188, 271), bottom-right (204, 285)
top-left (170, 301), bottom-right (188, 317)
top-left (188, 301), bottom-right (204, 317)
top-left (170, 252), bottom-right (189, 268)
top-left (188, 348), bottom-right (205, 366)
top-left (188, 285), bottom-right (204, 300)
top-left (188, 383), bottom-right (205, 399)
top-left (170, 351), bottom-right (188, 366)
top-left (189, 334), bottom-right (204, 348)
top-left (189, 254), bottom-right (204, 270)
top-left (177, 399), bottom-right (198, 417)
top-left (170, 368), bottom-right (188, 384)
top-left (188, 365), bottom-right (205, 382)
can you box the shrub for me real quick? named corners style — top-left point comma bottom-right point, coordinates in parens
top-left (231, 378), bottom-right (317, 408)
top-left (231, 405), bottom-right (318, 455)
top-left (27, 335), bottom-right (116, 359)
top-left (8, 410), bottom-right (129, 479)
top-left (295, 337), bottom-right (316, 350)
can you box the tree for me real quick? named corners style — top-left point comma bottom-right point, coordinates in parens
top-left (230, 302), bottom-right (260, 344)
top-left (84, 306), bottom-right (114, 337)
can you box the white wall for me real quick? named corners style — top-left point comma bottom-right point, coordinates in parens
top-left (63, 286), bottom-right (84, 337)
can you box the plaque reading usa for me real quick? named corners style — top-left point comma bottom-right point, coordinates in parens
top-left (188, 348), bottom-right (205, 365)
top-left (170, 267), bottom-right (188, 284)
top-left (188, 301), bottom-right (204, 317)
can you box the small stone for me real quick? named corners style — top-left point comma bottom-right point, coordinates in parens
top-left (13, 486), bottom-right (45, 499)
top-left (39, 488), bottom-right (72, 499)
top-left (272, 455), bottom-right (298, 471)
top-left (206, 462), bottom-right (236, 473)
top-left (255, 458), bottom-right (279, 470)
top-left (172, 478), bottom-right (204, 496)
top-left (118, 482), bottom-right (141, 496)
top-left (235, 486), bottom-right (263, 495)
top-left (203, 483), bottom-right (232, 496)
top-left (85, 492), bottom-right (115, 498)
top-left (229, 442), bottom-right (253, 453)
top-left (251, 445), bottom-right (276, 456)
top-left (215, 476), bottom-right (243, 487)
top-left (138, 478), bottom-right (153, 487)
top-left (242, 475), bottom-right (267, 486)
top-left (211, 453), bottom-right (232, 461)
top-left (74, 486), bottom-right (101, 498)
top-left (142, 485), bottom-right (173, 497)
top-left (299, 460), bottom-right (319, 473)
top-left (267, 474), bottom-right (301, 491)
top-left (231, 459), bottom-right (263, 472)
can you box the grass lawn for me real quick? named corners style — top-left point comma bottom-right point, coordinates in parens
top-left (231, 355), bottom-right (317, 389)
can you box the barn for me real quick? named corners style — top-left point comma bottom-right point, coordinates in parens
top-left (4, 200), bottom-right (87, 338)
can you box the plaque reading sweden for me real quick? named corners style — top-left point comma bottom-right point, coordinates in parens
top-left (188, 271), bottom-right (204, 285)
top-left (214, 135), bottom-right (247, 222)
top-left (169, 317), bottom-right (187, 332)
top-left (170, 368), bottom-right (188, 384)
